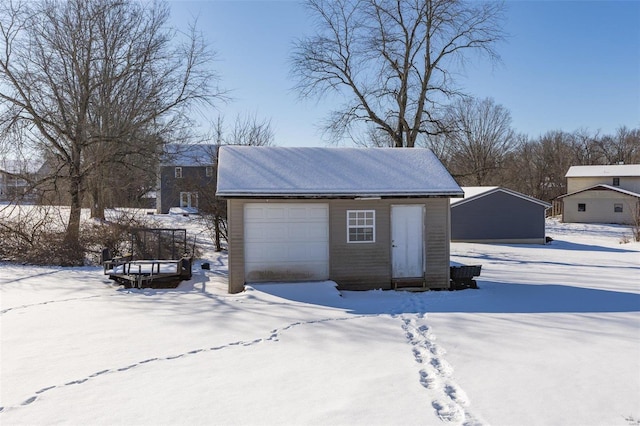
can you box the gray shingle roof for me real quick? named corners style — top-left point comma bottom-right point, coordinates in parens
top-left (216, 146), bottom-right (463, 198)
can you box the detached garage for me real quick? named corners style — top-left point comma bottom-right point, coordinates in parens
top-left (216, 146), bottom-right (464, 293)
top-left (451, 187), bottom-right (551, 244)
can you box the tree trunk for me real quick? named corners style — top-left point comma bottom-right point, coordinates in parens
top-left (213, 213), bottom-right (222, 252)
top-left (90, 184), bottom-right (106, 220)
top-left (64, 173), bottom-right (84, 265)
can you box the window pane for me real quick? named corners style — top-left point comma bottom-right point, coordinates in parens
top-left (347, 210), bottom-right (375, 243)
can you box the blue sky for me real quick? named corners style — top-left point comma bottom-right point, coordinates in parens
top-left (170, 0), bottom-right (640, 147)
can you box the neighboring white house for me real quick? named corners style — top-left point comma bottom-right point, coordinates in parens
top-left (559, 164), bottom-right (640, 224)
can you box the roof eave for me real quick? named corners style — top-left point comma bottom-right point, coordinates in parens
top-left (216, 191), bottom-right (465, 199)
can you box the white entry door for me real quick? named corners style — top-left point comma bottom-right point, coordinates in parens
top-left (391, 205), bottom-right (424, 278)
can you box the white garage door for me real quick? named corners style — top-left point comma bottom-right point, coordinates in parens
top-left (244, 203), bottom-right (329, 282)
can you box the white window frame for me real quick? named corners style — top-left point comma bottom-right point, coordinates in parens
top-left (347, 210), bottom-right (375, 243)
top-left (175, 167), bottom-right (183, 178)
top-left (180, 192), bottom-right (198, 208)
top-left (614, 203), bottom-right (623, 213)
top-left (206, 166), bottom-right (213, 177)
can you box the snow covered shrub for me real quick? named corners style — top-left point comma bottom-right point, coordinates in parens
top-left (0, 205), bottom-right (160, 265)
top-left (80, 209), bottom-right (160, 265)
top-left (0, 203), bottom-right (77, 264)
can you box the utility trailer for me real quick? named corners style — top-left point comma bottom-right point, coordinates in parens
top-left (103, 228), bottom-right (193, 289)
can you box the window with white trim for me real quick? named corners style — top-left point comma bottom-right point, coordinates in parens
top-left (180, 192), bottom-right (198, 208)
top-left (614, 203), bottom-right (623, 213)
top-left (175, 167), bottom-right (183, 178)
top-left (347, 210), bottom-right (375, 243)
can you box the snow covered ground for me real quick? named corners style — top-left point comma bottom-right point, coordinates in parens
top-left (1, 215), bottom-right (639, 425)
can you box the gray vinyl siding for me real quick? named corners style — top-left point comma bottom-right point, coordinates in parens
top-left (227, 199), bottom-right (246, 294)
top-left (451, 191), bottom-right (547, 243)
top-left (424, 198), bottom-right (451, 288)
top-left (330, 198), bottom-right (450, 290)
top-left (329, 199), bottom-right (392, 290)
top-left (157, 165), bottom-right (214, 214)
top-left (227, 197), bottom-right (452, 293)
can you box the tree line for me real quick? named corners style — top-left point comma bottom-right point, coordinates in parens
top-left (423, 97), bottom-right (639, 202)
top-left (0, 0), bottom-right (637, 265)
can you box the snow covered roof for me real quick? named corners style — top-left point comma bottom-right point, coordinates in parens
top-left (161, 144), bottom-right (217, 166)
top-left (558, 184), bottom-right (640, 199)
top-left (451, 186), bottom-right (551, 208)
top-left (216, 146), bottom-right (463, 198)
top-left (565, 164), bottom-right (640, 178)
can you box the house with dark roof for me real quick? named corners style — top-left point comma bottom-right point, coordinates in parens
top-left (559, 164), bottom-right (640, 224)
top-left (156, 144), bottom-right (218, 214)
top-left (216, 146), bottom-right (464, 294)
top-left (451, 187), bottom-right (551, 244)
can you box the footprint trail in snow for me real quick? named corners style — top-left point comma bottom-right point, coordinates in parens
top-left (0, 315), bottom-right (366, 413)
top-left (398, 294), bottom-right (484, 426)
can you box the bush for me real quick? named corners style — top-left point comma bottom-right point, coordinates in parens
top-left (81, 209), bottom-right (160, 264)
top-left (0, 205), bottom-right (158, 265)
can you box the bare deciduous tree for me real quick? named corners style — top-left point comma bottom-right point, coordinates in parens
top-left (226, 113), bottom-right (275, 147)
top-left (0, 0), bottom-right (223, 263)
top-left (192, 114), bottom-right (275, 252)
top-left (434, 97), bottom-right (516, 185)
top-left (597, 126), bottom-right (640, 165)
top-left (291, 0), bottom-right (505, 147)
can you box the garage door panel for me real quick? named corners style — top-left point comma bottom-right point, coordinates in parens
top-left (284, 241), bottom-right (326, 261)
top-left (245, 207), bottom-right (267, 220)
top-left (306, 225), bottom-right (328, 240)
top-left (264, 224), bottom-right (287, 240)
top-left (266, 207), bottom-right (286, 219)
top-left (245, 223), bottom-right (289, 242)
top-left (287, 207), bottom-right (309, 220)
top-left (308, 207), bottom-right (329, 219)
top-left (244, 203), bottom-right (329, 282)
top-left (286, 222), bottom-right (326, 241)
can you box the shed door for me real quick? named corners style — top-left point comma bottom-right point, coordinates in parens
top-left (391, 205), bottom-right (424, 278)
top-left (244, 203), bottom-right (329, 282)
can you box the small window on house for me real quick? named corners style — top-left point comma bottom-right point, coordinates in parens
top-left (614, 203), bottom-right (623, 213)
top-left (613, 177), bottom-right (620, 186)
top-left (206, 166), bottom-right (213, 177)
top-left (175, 167), bottom-right (183, 178)
top-left (347, 210), bottom-right (375, 243)
top-left (578, 203), bottom-right (586, 212)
